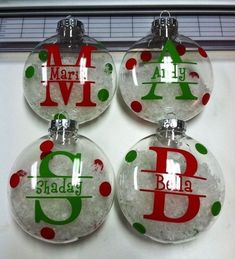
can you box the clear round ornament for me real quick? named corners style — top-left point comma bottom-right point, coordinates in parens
top-left (117, 119), bottom-right (224, 243)
top-left (119, 13), bottom-right (213, 122)
top-left (23, 17), bottom-right (116, 123)
top-left (8, 119), bottom-right (114, 244)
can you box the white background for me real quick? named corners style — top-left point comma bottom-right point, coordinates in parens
top-left (0, 51), bottom-right (235, 259)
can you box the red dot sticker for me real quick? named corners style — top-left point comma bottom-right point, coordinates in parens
top-left (176, 44), bottom-right (186, 56)
top-left (99, 182), bottom-right (112, 197)
top-left (130, 101), bottom-right (142, 113)
top-left (40, 140), bottom-right (54, 152)
top-left (202, 93), bottom-right (210, 105)
top-left (141, 51), bottom-right (152, 62)
top-left (10, 173), bottom-right (20, 188)
top-left (189, 71), bottom-right (200, 79)
top-left (10, 170), bottom-right (27, 188)
top-left (198, 47), bottom-right (208, 58)
top-left (40, 227), bottom-right (55, 240)
top-left (125, 58), bottom-right (137, 70)
top-left (94, 159), bottom-right (104, 171)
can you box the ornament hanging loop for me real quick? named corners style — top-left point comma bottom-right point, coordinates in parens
top-left (160, 10), bottom-right (171, 18)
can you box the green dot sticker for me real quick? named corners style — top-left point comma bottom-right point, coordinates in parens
top-left (25, 66), bottom-right (35, 79)
top-left (98, 89), bottom-right (109, 102)
top-left (104, 63), bottom-right (113, 75)
top-left (125, 150), bottom-right (137, 163)
top-left (195, 143), bottom-right (208, 155)
top-left (133, 222), bottom-right (146, 234)
top-left (39, 50), bottom-right (48, 62)
top-left (54, 113), bottom-right (67, 120)
top-left (211, 201), bottom-right (221, 216)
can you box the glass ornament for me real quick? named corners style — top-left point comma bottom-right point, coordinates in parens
top-left (117, 119), bottom-right (224, 243)
top-left (9, 119), bottom-right (114, 243)
top-left (23, 17), bottom-right (116, 123)
top-left (119, 12), bottom-right (213, 122)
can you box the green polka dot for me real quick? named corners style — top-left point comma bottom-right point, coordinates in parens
top-left (25, 66), bottom-right (35, 78)
top-left (54, 113), bottom-right (67, 120)
top-left (104, 63), bottom-right (113, 75)
top-left (133, 222), bottom-right (146, 234)
top-left (39, 50), bottom-right (48, 62)
top-left (211, 201), bottom-right (221, 216)
top-left (98, 89), bottom-right (109, 102)
top-left (125, 150), bottom-right (137, 163)
top-left (195, 143), bottom-right (208, 155)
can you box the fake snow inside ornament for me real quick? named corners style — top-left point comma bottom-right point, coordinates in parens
top-left (119, 12), bottom-right (213, 122)
top-left (9, 119), bottom-right (114, 243)
top-left (117, 119), bottom-right (224, 243)
top-left (23, 17), bottom-right (116, 123)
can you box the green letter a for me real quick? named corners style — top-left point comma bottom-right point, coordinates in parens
top-left (142, 39), bottom-right (197, 101)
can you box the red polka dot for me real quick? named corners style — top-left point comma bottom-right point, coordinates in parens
top-left (40, 140), bottom-right (54, 152)
top-left (189, 71), bottom-right (200, 79)
top-left (198, 47), bottom-right (208, 58)
top-left (40, 227), bottom-right (55, 240)
top-left (130, 101), bottom-right (142, 113)
top-left (125, 58), bottom-right (137, 70)
top-left (10, 170), bottom-right (27, 188)
top-left (202, 93), bottom-right (210, 105)
top-left (94, 159), bottom-right (104, 171)
top-left (176, 44), bottom-right (186, 56)
top-left (10, 173), bottom-right (20, 188)
top-left (141, 51), bottom-right (152, 62)
top-left (99, 182), bottom-right (112, 197)
top-left (40, 151), bottom-right (52, 160)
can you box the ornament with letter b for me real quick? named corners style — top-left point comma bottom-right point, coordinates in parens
top-left (117, 119), bottom-right (224, 243)
top-left (117, 12), bottom-right (224, 243)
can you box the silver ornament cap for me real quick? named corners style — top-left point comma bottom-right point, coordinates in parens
top-left (157, 118), bottom-right (186, 133)
top-left (49, 119), bottom-right (79, 144)
top-left (152, 11), bottom-right (178, 38)
top-left (57, 16), bottom-right (84, 38)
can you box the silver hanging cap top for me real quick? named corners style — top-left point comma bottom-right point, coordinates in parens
top-left (157, 119), bottom-right (186, 133)
top-left (49, 119), bottom-right (78, 133)
top-left (57, 16), bottom-right (84, 38)
top-left (152, 11), bottom-right (178, 38)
